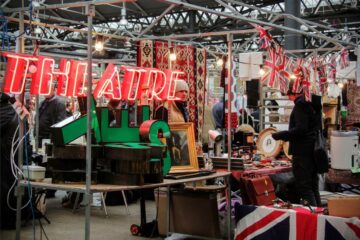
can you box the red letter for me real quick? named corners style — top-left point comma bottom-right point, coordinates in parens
top-left (93, 64), bottom-right (122, 100)
top-left (30, 56), bottom-right (56, 95)
top-left (160, 70), bottom-right (184, 100)
top-left (121, 67), bottom-right (147, 101)
top-left (2, 52), bottom-right (37, 94)
top-left (66, 60), bottom-right (88, 97)
top-left (55, 59), bottom-right (71, 96)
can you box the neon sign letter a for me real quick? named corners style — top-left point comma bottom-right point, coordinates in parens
top-left (93, 64), bottom-right (122, 100)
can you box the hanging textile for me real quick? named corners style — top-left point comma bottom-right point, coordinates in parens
top-left (137, 40), bottom-right (154, 112)
top-left (196, 48), bottom-right (206, 142)
top-left (137, 40), bottom-right (154, 68)
top-left (327, 54), bottom-right (337, 83)
top-left (224, 59), bottom-right (238, 129)
top-left (346, 83), bottom-right (360, 125)
top-left (172, 44), bottom-right (197, 129)
top-left (339, 48), bottom-right (350, 69)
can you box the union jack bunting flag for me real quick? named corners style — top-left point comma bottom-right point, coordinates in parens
top-left (235, 205), bottom-right (360, 240)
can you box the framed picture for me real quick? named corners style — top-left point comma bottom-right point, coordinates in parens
top-left (167, 123), bottom-right (199, 173)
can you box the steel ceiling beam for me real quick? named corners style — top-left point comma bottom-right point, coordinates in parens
top-left (158, 0), bottom-right (357, 47)
top-left (3, 0), bottom-right (136, 12)
top-left (6, 16), bottom-right (128, 41)
top-left (137, 4), bottom-right (176, 38)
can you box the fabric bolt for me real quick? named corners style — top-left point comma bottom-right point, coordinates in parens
top-left (196, 48), bottom-right (206, 142)
top-left (346, 84), bottom-right (360, 125)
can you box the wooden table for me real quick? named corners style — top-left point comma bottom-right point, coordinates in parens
top-left (17, 171), bottom-right (232, 239)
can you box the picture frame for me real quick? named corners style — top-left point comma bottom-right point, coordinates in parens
top-left (167, 123), bottom-right (199, 173)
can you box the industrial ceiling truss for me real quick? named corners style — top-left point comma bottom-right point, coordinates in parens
top-left (1, 0), bottom-right (359, 61)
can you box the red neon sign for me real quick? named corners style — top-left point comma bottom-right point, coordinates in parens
top-left (1, 52), bottom-right (186, 101)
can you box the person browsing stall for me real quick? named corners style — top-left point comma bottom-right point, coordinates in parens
top-left (37, 85), bottom-right (67, 148)
top-left (154, 79), bottom-right (189, 123)
top-left (271, 83), bottom-right (322, 207)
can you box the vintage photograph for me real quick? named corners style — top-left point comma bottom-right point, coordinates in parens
top-left (167, 123), bottom-right (199, 173)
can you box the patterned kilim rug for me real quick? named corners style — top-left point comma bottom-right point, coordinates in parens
top-left (196, 48), bottom-right (206, 142)
top-left (172, 44), bottom-right (196, 130)
top-left (137, 40), bottom-right (154, 113)
top-left (137, 40), bottom-right (154, 68)
top-left (347, 83), bottom-right (360, 125)
top-left (155, 42), bottom-right (197, 134)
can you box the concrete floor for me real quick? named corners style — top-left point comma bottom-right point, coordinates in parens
top-left (0, 191), bottom-right (164, 240)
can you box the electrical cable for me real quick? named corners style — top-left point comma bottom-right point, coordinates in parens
top-left (6, 121), bottom-right (33, 212)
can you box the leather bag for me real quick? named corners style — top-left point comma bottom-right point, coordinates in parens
top-left (240, 175), bottom-right (276, 206)
top-left (314, 130), bottom-right (329, 174)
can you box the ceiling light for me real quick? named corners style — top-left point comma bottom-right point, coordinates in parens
top-left (169, 52), bottom-right (177, 61)
top-left (119, 16), bottom-right (128, 26)
top-left (259, 68), bottom-right (265, 76)
top-left (216, 58), bottom-right (224, 67)
top-left (337, 82), bottom-right (344, 89)
top-left (119, 3), bottom-right (128, 26)
top-left (94, 41), bottom-right (104, 51)
top-left (250, 42), bottom-right (257, 50)
top-left (34, 27), bottom-right (42, 34)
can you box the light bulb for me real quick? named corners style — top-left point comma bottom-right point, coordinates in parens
top-left (216, 58), bottom-right (224, 67)
top-left (337, 82), bottom-right (344, 89)
top-left (259, 68), bottom-right (265, 76)
top-left (119, 17), bottom-right (128, 26)
top-left (169, 52), bottom-right (177, 61)
top-left (290, 74), bottom-right (296, 79)
top-left (94, 41), bottom-right (104, 51)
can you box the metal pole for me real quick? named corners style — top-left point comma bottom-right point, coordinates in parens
top-left (284, 0), bottom-right (303, 51)
top-left (85, 4), bottom-right (94, 240)
top-left (226, 33), bottom-right (232, 171)
top-left (15, 1), bottom-right (25, 239)
top-left (226, 33), bottom-right (232, 240)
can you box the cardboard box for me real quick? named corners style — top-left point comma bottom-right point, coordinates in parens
top-left (22, 165), bottom-right (46, 181)
top-left (328, 196), bottom-right (360, 218)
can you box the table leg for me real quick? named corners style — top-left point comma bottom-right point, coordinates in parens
top-left (166, 186), bottom-right (171, 237)
top-left (226, 175), bottom-right (232, 240)
top-left (15, 185), bottom-right (24, 240)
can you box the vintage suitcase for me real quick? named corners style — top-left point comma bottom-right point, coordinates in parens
top-left (240, 175), bottom-right (276, 206)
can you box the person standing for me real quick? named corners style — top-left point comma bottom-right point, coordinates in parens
top-left (37, 86), bottom-right (67, 148)
top-left (211, 99), bottom-right (224, 129)
top-left (271, 86), bottom-right (322, 206)
top-left (154, 79), bottom-right (189, 123)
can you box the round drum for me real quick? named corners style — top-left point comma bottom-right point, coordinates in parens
top-left (282, 141), bottom-right (292, 160)
top-left (256, 127), bottom-right (283, 157)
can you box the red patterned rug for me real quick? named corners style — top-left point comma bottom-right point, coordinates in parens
top-left (347, 83), bottom-right (360, 125)
top-left (196, 48), bottom-right (206, 142)
top-left (155, 42), bottom-right (197, 132)
top-left (137, 40), bottom-right (154, 68)
top-left (173, 45), bottom-right (196, 129)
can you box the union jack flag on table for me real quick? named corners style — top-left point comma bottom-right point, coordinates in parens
top-left (235, 205), bottom-right (360, 240)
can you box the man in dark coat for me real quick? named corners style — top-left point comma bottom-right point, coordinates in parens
top-left (37, 88), bottom-right (66, 148)
top-left (272, 89), bottom-right (322, 206)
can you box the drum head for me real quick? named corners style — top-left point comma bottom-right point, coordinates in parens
top-left (256, 127), bottom-right (283, 157)
top-left (282, 141), bottom-right (293, 160)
